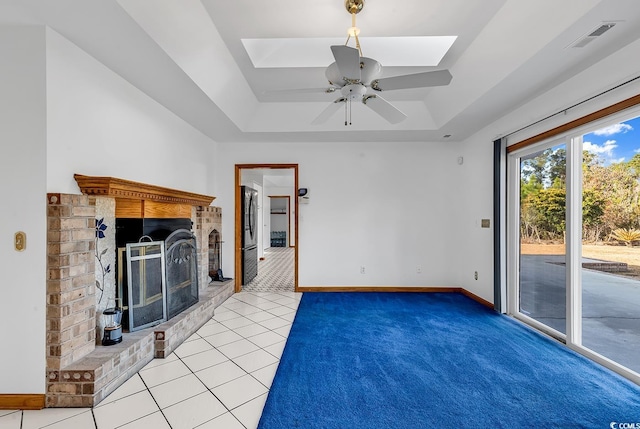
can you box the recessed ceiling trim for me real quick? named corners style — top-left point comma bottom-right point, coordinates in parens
top-left (242, 36), bottom-right (457, 68)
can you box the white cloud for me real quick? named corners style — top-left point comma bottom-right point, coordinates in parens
top-left (583, 139), bottom-right (617, 156)
top-left (593, 123), bottom-right (633, 136)
top-left (611, 157), bottom-right (626, 164)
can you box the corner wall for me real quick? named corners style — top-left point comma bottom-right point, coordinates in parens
top-left (45, 28), bottom-right (216, 196)
top-left (0, 25), bottom-right (47, 395)
top-left (454, 37), bottom-right (640, 305)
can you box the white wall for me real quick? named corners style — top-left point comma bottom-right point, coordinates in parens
top-left (216, 141), bottom-right (461, 287)
top-left (0, 25), bottom-right (47, 394)
top-left (0, 26), bottom-right (218, 396)
top-left (455, 37), bottom-right (640, 304)
top-left (46, 29), bottom-right (215, 196)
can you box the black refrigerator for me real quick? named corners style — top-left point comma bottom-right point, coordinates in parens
top-left (241, 186), bottom-right (259, 284)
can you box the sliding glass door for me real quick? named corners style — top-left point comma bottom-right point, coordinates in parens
top-left (508, 111), bottom-right (640, 382)
top-left (580, 118), bottom-right (640, 374)
top-left (517, 143), bottom-right (567, 336)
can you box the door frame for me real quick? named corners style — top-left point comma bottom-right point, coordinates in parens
top-left (234, 164), bottom-right (299, 293)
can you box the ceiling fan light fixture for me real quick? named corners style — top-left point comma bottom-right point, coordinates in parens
top-left (347, 26), bottom-right (360, 37)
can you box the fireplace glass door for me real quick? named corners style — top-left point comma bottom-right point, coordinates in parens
top-left (126, 241), bottom-right (167, 331)
top-left (165, 229), bottom-right (199, 319)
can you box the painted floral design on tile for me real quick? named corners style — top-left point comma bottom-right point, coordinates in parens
top-left (95, 217), bottom-right (111, 304)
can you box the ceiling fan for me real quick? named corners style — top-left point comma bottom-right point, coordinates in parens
top-left (310, 0), bottom-right (453, 125)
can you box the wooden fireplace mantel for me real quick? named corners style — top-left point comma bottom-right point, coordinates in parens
top-left (74, 174), bottom-right (215, 218)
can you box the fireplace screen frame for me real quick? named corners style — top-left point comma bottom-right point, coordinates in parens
top-left (125, 240), bottom-right (167, 331)
top-left (164, 228), bottom-right (199, 320)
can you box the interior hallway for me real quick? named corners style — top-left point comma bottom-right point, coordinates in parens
top-left (243, 247), bottom-right (295, 293)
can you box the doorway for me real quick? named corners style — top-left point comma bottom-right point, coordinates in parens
top-left (234, 164), bottom-right (298, 293)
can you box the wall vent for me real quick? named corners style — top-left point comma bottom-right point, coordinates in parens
top-left (567, 22), bottom-right (617, 48)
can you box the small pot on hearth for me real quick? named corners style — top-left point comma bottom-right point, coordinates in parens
top-left (102, 307), bottom-right (123, 346)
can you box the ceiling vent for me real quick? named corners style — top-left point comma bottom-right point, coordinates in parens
top-left (567, 22), bottom-right (617, 48)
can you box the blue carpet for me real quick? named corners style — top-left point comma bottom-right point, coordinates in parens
top-left (257, 292), bottom-right (640, 429)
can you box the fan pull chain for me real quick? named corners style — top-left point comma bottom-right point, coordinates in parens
top-left (345, 100), bottom-right (348, 126)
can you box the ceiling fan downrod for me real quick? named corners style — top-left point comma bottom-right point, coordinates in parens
top-left (344, 0), bottom-right (364, 56)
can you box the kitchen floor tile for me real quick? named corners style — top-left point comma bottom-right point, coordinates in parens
top-left (229, 304), bottom-right (263, 316)
top-left (46, 411), bottom-right (96, 429)
top-left (98, 374), bottom-right (147, 407)
top-left (93, 390), bottom-right (159, 429)
top-left (217, 338), bottom-right (260, 359)
top-left (117, 411), bottom-right (170, 429)
top-left (220, 315), bottom-right (256, 330)
top-left (263, 340), bottom-right (287, 358)
top-left (252, 300), bottom-right (283, 311)
top-left (22, 407), bottom-right (89, 429)
top-left (148, 373), bottom-right (207, 409)
top-left (173, 337), bottom-right (215, 358)
top-left (162, 392), bottom-right (227, 429)
top-left (251, 362), bottom-right (279, 389)
top-left (139, 353), bottom-right (179, 371)
top-left (266, 305), bottom-right (294, 317)
top-left (181, 347), bottom-right (229, 372)
top-left (279, 312), bottom-right (297, 322)
top-left (273, 323), bottom-right (292, 337)
top-left (212, 374), bottom-right (268, 410)
top-left (138, 359), bottom-right (192, 388)
top-left (232, 349), bottom-right (279, 373)
top-left (196, 360), bottom-right (246, 389)
top-left (182, 332), bottom-right (202, 343)
top-left (0, 411), bottom-right (20, 429)
top-left (203, 330), bottom-right (243, 347)
top-left (196, 321), bottom-right (229, 337)
top-left (212, 310), bottom-right (243, 322)
top-left (231, 393), bottom-right (269, 429)
top-left (247, 331), bottom-right (285, 349)
top-left (196, 411), bottom-right (245, 429)
top-left (232, 322), bottom-right (270, 338)
top-left (271, 297), bottom-right (298, 307)
top-left (244, 311), bottom-right (277, 323)
top-left (258, 317), bottom-right (290, 330)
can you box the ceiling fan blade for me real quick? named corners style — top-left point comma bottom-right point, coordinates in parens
top-left (311, 98), bottom-right (346, 125)
top-left (372, 70), bottom-right (452, 91)
top-left (362, 95), bottom-right (407, 124)
top-left (331, 45), bottom-right (361, 82)
top-left (264, 87), bottom-right (337, 96)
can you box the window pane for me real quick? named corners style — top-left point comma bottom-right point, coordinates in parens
top-left (581, 116), bottom-right (640, 373)
top-left (519, 144), bottom-right (567, 334)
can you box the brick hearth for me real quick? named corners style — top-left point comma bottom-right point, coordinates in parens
top-left (45, 183), bottom-right (231, 407)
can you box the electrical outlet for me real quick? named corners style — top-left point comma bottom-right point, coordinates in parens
top-left (15, 231), bottom-right (26, 251)
top-left (416, 266), bottom-right (422, 274)
top-left (360, 266), bottom-right (366, 274)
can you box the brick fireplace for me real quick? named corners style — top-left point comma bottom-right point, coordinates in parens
top-left (45, 176), bottom-right (232, 407)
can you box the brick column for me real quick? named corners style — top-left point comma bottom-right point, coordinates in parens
top-left (46, 194), bottom-right (97, 370)
top-left (193, 206), bottom-right (222, 290)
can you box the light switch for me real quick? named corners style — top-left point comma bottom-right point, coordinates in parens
top-left (15, 231), bottom-right (26, 251)
top-left (481, 219), bottom-right (490, 228)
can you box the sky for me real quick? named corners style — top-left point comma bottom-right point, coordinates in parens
top-left (583, 114), bottom-right (640, 165)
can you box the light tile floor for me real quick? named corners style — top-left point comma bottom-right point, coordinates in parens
top-left (2, 291), bottom-right (301, 429)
